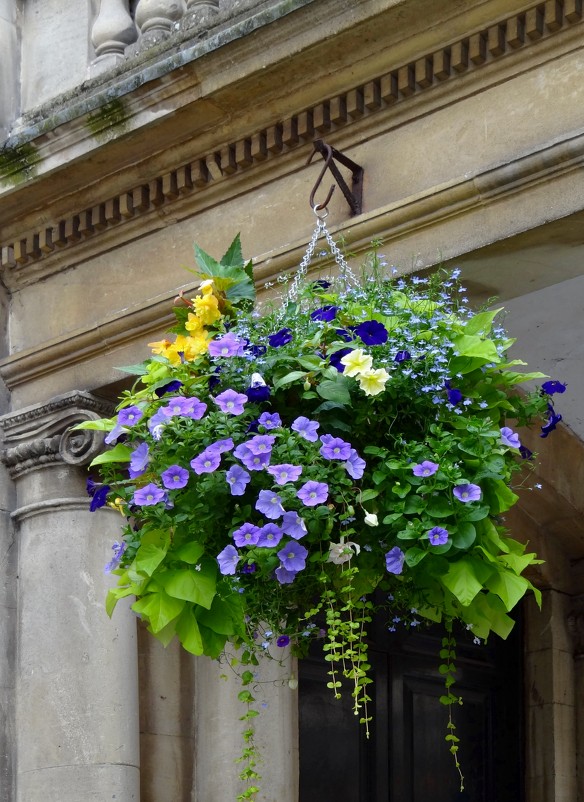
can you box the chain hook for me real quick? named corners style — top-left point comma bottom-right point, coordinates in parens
top-left (307, 142), bottom-right (336, 212)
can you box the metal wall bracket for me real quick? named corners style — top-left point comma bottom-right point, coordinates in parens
top-left (307, 138), bottom-right (364, 217)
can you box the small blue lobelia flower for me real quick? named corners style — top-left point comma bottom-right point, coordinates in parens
top-left (268, 328), bottom-right (293, 348)
top-left (310, 305), bottom-right (339, 322)
top-left (385, 546), bottom-right (405, 574)
top-left (354, 319), bottom-right (388, 345)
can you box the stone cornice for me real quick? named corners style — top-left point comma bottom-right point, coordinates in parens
top-left (2, 125), bottom-right (584, 392)
top-left (1, 0), bottom-right (583, 290)
top-left (0, 391), bottom-right (114, 477)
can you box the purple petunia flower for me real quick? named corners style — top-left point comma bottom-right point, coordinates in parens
top-left (161, 464), bottom-right (189, 490)
top-left (258, 411), bottom-right (282, 430)
top-left (129, 442), bottom-right (150, 479)
top-left (246, 434), bottom-right (276, 455)
top-left (267, 463), bottom-right (303, 485)
top-left (234, 443), bottom-right (271, 471)
top-left (428, 526), bottom-right (449, 545)
top-left (232, 522), bottom-right (261, 547)
top-left (344, 448), bottom-right (366, 480)
top-left (335, 328), bottom-right (354, 342)
top-left (118, 405), bottom-right (143, 426)
top-left (385, 546), bottom-right (405, 574)
top-left (453, 483), bottom-right (482, 502)
top-left (310, 305), bottom-right (339, 322)
top-left (541, 380), bottom-right (566, 395)
top-left (241, 562), bottom-right (257, 574)
top-left (329, 347), bottom-right (353, 372)
top-left (133, 483), bottom-right (167, 506)
top-left (104, 541), bottom-right (126, 573)
top-left (148, 408), bottom-right (168, 440)
top-left (217, 545), bottom-right (240, 575)
top-left (394, 350), bottom-right (411, 363)
top-left (277, 635), bottom-right (291, 647)
top-left (281, 511), bottom-right (307, 540)
top-left (154, 380), bottom-right (183, 398)
top-left (320, 434), bottom-right (352, 461)
top-left (208, 332), bottom-right (246, 358)
top-left (257, 523), bottom-right (284, 547)
top-left (275, 565), bottom-right (297, 584)
top-left (412, 460), bottom-right (439, 477)
top-left (226, 464), bottom-right (251, 495)
top-left (268, 328), bottom-right (293, 348)
top-left (190, 449), bottom-right (221, 474)
top-left (104, 424), bottom-right (124, 445)
top-left (207, 437), bottom-right (235, 454)
top-left (297, 480), bottom-right (328, 507)
top-left (161, 396), bottom-right (207, 420)
top-left (291, 416), bottom-right (320, 442)
top-left (500, 427), bottom-right (521, 449)
top-left (214, 389), bottom-right (248, 416)
top-left (354, 320), bottom-right (388, 346)
top-left (256, 489), bottom-right (285, 519)
top-left (277, 540), bottom-right (308, 572)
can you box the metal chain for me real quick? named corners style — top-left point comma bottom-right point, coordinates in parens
top-left (285, 209), bottom-right (358, 306)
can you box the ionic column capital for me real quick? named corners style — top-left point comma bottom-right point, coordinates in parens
top-left (0, 391), bottom-right (114, 478)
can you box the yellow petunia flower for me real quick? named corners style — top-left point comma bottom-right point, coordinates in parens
top-left (340, 348), bottom-right (373, 377)
top-left (357, 368), bottom-right (390, 396)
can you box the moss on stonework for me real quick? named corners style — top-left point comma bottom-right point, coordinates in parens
top-left (0, 142), bottom-right (41, 185)
top-left (86, 98), bottom-right (129, 140)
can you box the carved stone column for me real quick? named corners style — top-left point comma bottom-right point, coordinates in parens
top-left (90, 0), bottom-right (138, 76)
top-left (181, 0), bottom-right (218, 31)
top-left (134, 0), bottom-right (186, 50)
top-left (0, 392), bottom-right (140, 802)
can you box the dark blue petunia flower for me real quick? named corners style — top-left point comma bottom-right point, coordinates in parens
top-left (329, 348), bottom-right (353, 373)
top-left (541, 380), bottom-right (566, 395)
top-left (241, 563), bottom-right (257, 574)
top-left (312, 279), bottom-right (331, 290)
top-left (540, 404), bottom-right (562, 438)
top-left (354, 320), bottom-right (389, 345)
top-left (310, 305), bottom-right (339, 322)
top-left (247, 343), bottom-right (267, 358)
top-left (268, 328), bottom-right (293, 348)
top-left (394, 350), bottom-right (411, 363)
top-left (444, 380), bottom-right (463, 405)
top-left (246, 419), bottom-right (260, 434)
top-left (88, 482), bottom-right (111, 512)
top-left (154, 380), bottom-right (183, 398)
top-left (208, 365), bottom-right (222, 390)
top-left (335, 328), bottom-right (353, 342)
top-left (519, 445), bottom-right (534, 460)
top-left (245, 384), bottom-right (271, 403)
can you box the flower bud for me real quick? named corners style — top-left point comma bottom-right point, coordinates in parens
top-left (364, 512), bottom-right (379, 527)
top-left (303, 379), bottom-right (311, 391)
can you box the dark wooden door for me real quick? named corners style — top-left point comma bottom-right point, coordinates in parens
top-left (299, 615), bottom-right (523, 802)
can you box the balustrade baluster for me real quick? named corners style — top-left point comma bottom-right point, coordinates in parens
top-left (90, 0), bottom-right (138, 75)
top-left (134, 0), bottom-right (186, 48)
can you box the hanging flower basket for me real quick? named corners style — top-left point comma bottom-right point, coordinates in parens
top-left (79, 228), bottom-right (563, 796)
